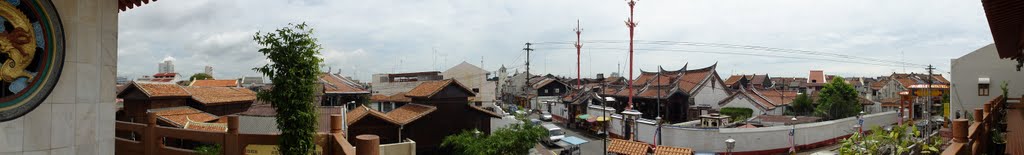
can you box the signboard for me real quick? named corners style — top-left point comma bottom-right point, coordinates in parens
top-left (0, 0), bottom-right (66, 122)
top-left (244, 145), bottom-right (324, 155)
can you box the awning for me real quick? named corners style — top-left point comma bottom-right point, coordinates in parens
top-left (560, 136), bottom-right (588, 145)
top-left (577, 114), bottom-right (591, 120)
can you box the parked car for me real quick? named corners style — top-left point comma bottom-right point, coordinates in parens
top-left (530, 119), bottom-right (543, 126)
top-left (540, 112), bottom-right (552, 121)
top-left (541, 123), bottom-right (565, 145)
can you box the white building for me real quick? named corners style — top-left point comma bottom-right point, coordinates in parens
top-left (950, 43), bottom-right (1024, 118)
top-left (158, 60), bottom-right (174, 73)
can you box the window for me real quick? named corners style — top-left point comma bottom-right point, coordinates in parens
top-left (555, 88), bottom-right (560, 93)
top-left (979, 83), bottom-right (990, 96)
top-left (979, 77), bottom-right (990, 96)
top-left (544, 89), bottom-right (549, 94)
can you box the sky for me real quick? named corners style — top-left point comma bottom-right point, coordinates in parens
top-left (118, 0), bottom-right (993, 82)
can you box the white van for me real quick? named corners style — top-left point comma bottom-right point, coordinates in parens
top-left (541, 123), bottom-right (565, 145)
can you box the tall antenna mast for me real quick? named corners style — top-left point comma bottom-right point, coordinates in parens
top-left (574, 19), bottom-right (583, 89)
top-left (625, 0), bottom-right (638, 110)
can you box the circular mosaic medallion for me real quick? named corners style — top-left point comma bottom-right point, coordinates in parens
top-left (0, 0), bottom-right (65, 122)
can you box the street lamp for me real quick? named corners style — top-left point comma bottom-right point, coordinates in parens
top-left (790, 117), bottom-right (798, 153)
top-left (858, 111), bottom-right (865, 134)
top-left (725, 138), bottom-right (736, 155)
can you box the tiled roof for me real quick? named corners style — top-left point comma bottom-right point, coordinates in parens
top-left (604, 76), bottom-right (625, 84)
top-left (608, 138), bottom-right (649, 155)
top-left (149, 78), bottom-right (175, 82)
top-left (184, 86), bottom-right (257, 106)
top-left (758, 89), bottom-right (798, 106)
top-left (183, 120), bottom-right (228, 132)
top-left (610, 63), bottom-right (719, 98)
top-left (744, 88), bottom-right (776, 109)
top-left (470, 104), bottom-right (503, 118)
top-left (724, 75), bottom-right (746, 87)
top-left (637, 86), bottom-right (673, 99)
top-left (718, 87), bottom-right (774, 111)
top-left (531, 78), bottom-right (562, 89)
top-left (871, 79), bottom-right (888, 90)
top-left (405, 79), bottom-right (474, 98)
top-left (809, 70), bottom-right (825, 83)
top-left (321, 73), bottom-right (369, 94)
top-left (371, 92), bottom-right (412, 103)
top-left (654, 145), bottom-right (693, 155)
top-left (370, 94), bottom-right (389, 102)
top-left (749, 74), bottom-right (769, 85)
top-left (154, 72), bottom-right (179, 77)
top-left (677, 65), bottom-right (714, 94)
top-left (150, 106), bottom-right (219, 127)
top-left (890, 73), bottom-right (949, 89)
top-left (127, 82), bottom-right (191, 98)
top-left (189, 80), bottom-right (239, 87)
top-left (385, 103), bottom-right (436, 124)
top-left (346, 105), bottom-right (400, 125)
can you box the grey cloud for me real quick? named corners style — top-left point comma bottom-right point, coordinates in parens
top-left (119, 0), bottom-right (992, 81)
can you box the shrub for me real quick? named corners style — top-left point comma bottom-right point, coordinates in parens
top-left (720, 107), bottom-right (753, 122)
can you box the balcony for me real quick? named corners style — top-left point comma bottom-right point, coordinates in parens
top-left (942, 95), bottom-right (1023, 155)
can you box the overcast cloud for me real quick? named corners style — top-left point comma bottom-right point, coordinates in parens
top-left (117, 0), bottom-right (992, 81)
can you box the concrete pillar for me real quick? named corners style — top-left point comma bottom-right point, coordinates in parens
top-left (355, 135), bottom-right (380, 155)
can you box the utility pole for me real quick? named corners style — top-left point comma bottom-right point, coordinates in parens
top-left (656, 66), bottom-right (662, 145)
top-left (926, 64), bottom-right (935, 134)
top-left (524, 42), bottom-right (534, 109)
top-left (575, 20), bottom-right (583, 90)
top-left (625, 0), bottom-right (638, 110)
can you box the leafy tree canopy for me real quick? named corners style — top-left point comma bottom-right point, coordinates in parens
top-left (190, 73), bottom-right (213, 81)
top-left (252, 23), bottom-right (323, 155)
top-left (720, 107), bottom-right (753, 122)
top-left (786, 93), bottom-right (814, 116)
top-left (815, 76), bottom-right (862, 120)
top-left (442, 113), bottom-right (546, 155)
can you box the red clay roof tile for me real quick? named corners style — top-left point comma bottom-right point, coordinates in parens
top-left (189, 80), bottom-right (239, 87)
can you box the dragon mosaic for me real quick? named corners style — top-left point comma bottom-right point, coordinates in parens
top-left (0, 2), bottom-right (34, 83)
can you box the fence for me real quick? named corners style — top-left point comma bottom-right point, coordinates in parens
top-left (115, 113), bottom-right (358, 155)
top-left (579, 104), bottom-right (897, 154)
top-left (942, 95), bottom-right (1022, 155)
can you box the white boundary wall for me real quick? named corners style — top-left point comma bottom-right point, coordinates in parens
top-left (608, 110), bottom-right (897, 152)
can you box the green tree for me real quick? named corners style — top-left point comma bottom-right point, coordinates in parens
top-left (252, 23), bottom-right (323, 155)
top-left (815, 76), bottom-right (861, 120)
top-left (190, 73), bottom-right (214, 81)
top-left (786, 93), bottom-right (814, 116)
top-left (720, 107), bottom-right (753, 122)
top-left (442, 113), bottom-right (545, 155)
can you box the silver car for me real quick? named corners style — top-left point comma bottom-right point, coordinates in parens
top-left (540, 112), bottom-right (552, 121)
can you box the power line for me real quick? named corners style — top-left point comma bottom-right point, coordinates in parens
top-left (533, 40), bottom-right (929, 68)
top-left (536, 47), bottom-right (914, 68)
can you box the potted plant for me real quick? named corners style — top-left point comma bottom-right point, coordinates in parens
top-left (991, 129), bottom-right (1007, 154)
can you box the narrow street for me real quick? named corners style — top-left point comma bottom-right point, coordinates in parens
top-left (529, 112), bottom-right (608, 155)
